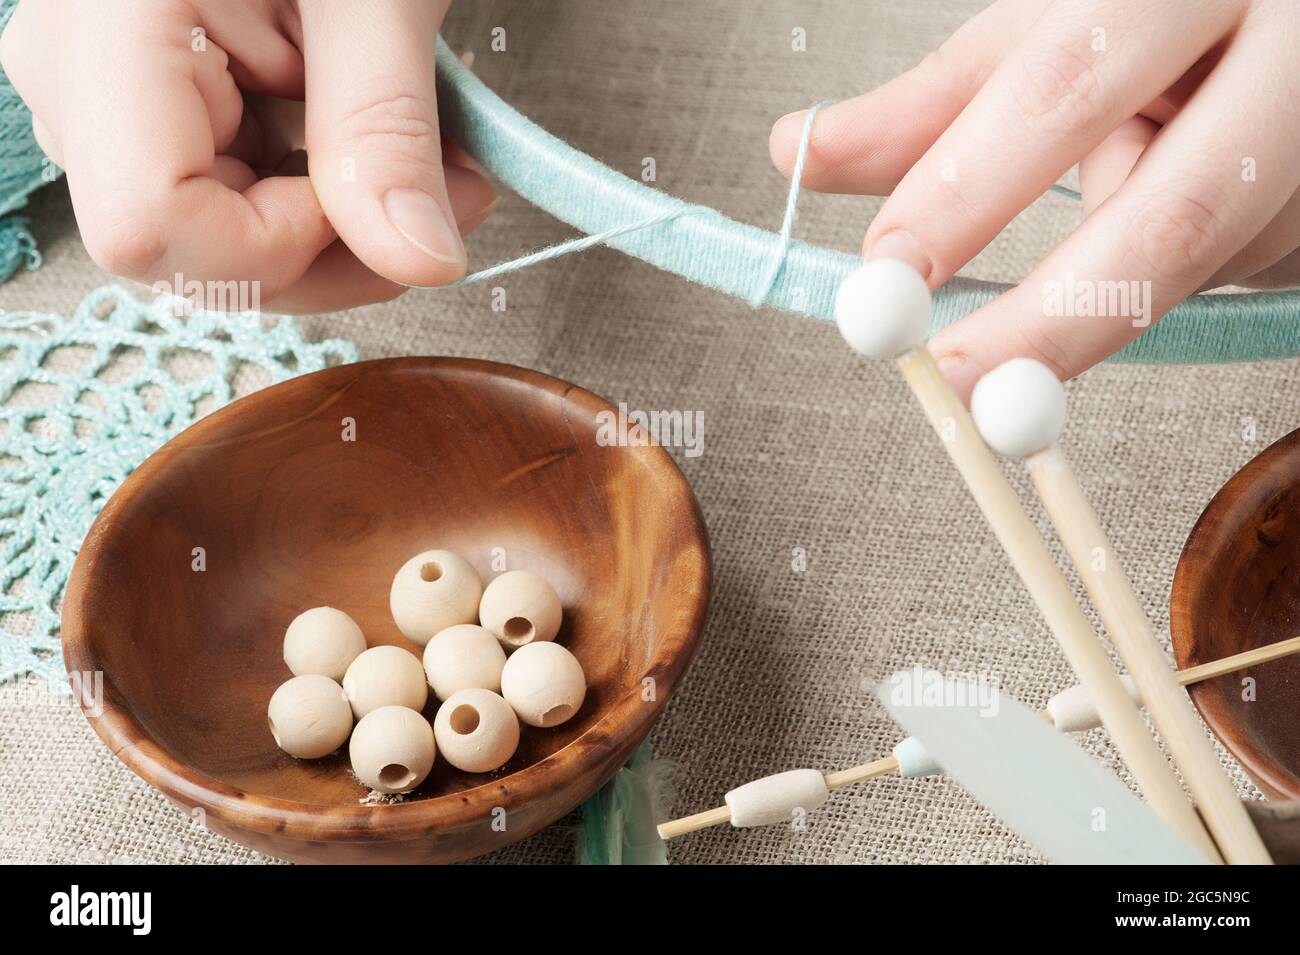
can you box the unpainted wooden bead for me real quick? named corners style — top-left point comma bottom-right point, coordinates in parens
top-left (342, 645), bottom-right (428, 719)
top-left (478, 570), bottom-right (563, 649)
top-left (389, 549), bottom-right (484, 645)
top-left (283, 606), bottom-right (367, 681)
top-left (349, 705), bottom-right (436, 794)
top-left (267, 674), bottom-right (353, 759)
top-left (500, 641), bottom-right (586, 728)
top-left (422, 624), bottom-right (507, 701)
top-left (433, 688), bottom-right (520, 773)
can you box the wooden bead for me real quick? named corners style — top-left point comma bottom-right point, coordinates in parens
top-left (267, 674), bottom-right (353, 759)
top-left (283, 606), bottom-right (367, 681)
top-left (892, 736), bottom-right (943, 778)
top-left (1047, 675), bottom-right (1142, 733)
top-left (834, 259), bottom-right (933, 358)
top-left (422, 624), bottom-right (506, 702)
top-left (725, 769), bottom-right (829, 827)
top-left (433, 688), bottom-right (520, 773)
top-left (342, 645), bottom-right (427, 719)
top-left (389, 549), bottom-right (483, 646)
top-left (478, 570), bottom-right (563, 649)
top-left (349, 705), bottom-right (436, 794)
top-left (969, 358), bottom-right (1067, 458)
top-left (500, 641), bottom-right (586, 728)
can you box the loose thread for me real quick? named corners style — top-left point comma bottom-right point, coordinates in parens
top-left (404, 101), bottom-right (834, 305)
top-left (748, 100), bottom-right (831, 307)
top-left (449, 207), bottom-right (693, 287)
top-left (409, 100), bottom-right (1074, 301)
top-left (1049, 183), bottom-right (1082, 202)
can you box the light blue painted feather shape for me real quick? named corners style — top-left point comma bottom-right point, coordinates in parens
top-left (879, 671), bottom-right (1211, 865)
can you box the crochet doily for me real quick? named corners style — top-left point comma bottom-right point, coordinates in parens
top-left (0, 0), bottom-right (53, 283)
top-left (0, 285), bottom-right (357, 687)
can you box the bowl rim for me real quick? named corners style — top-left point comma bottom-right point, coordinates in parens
top-left (1170, 425), bottom-right (1300, 800)
top-left (62, 356), bottom-right (712, 842)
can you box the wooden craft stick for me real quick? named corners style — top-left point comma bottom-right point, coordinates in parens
top-left (835, 260), bottom-right (1220, 861)
top-left (969, 357), bottom-right (1272, 865)
top-left (658, 637), bottom-right (1300, 840)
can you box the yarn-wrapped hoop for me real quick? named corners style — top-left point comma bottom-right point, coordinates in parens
top-left (433, 37), bottom-right (1300, 365)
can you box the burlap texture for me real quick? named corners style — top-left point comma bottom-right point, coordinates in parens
top-left (0, 0), bottom-right (1288, 864)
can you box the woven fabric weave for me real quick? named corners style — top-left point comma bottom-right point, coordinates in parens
top-left (0, 287), bottom-right (356, 687)
top-left (0, 0), bottom-right (1291, 864)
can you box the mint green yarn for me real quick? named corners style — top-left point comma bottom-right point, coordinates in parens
top-left (447, 89), bottom-right (822, 308)
top-left (433, 37), bottom-right (1300, 366)
top-left (0, 0), bottom-right (54, 283)
top-left (0, 286), bottom-right (356, 689)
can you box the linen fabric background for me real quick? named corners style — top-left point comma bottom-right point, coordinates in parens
top-left (0, 0), bottom-right (1292, 865)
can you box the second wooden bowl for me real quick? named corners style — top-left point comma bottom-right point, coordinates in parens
top-left (1171, 426), bottom-right (1300, 800)
top-left (62, 357), bottom-right (711, 863)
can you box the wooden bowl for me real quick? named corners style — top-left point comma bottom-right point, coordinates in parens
top-left (1171, 426), bottom-right (1300, 800)
top-left (62, 357), bottom-right (711, 863)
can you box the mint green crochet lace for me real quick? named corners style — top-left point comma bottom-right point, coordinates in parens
top-left (0, 286), bottom-right (356, 687)
top-left (0, 285), bottom-right (648, 863)
top-left (0, 0), bottom-right (51, 282)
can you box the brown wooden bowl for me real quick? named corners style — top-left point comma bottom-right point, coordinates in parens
top-left (62, 357), bottom-right (711, 863)
top-left (1171, 426), bottom-right (1300, 800)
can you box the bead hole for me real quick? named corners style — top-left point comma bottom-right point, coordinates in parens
top-left (540, 703), bottom-right (573, 727)
top-left (503, 616), bottom-right (534, 645)
top-left (420, 561), bottom-right (443, 582)
top-left (449, 704), bottom-right (480, 735)
top-left (379, 763), bottom-right (415, 788)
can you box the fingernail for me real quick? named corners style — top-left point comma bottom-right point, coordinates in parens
top-left (867, 229), bottom-right (932, 282)
top-left (383, 188), bottom-right (466, 266)
top-left (936, 353), bottom-right (982, 404)
top-left (776, 108), bottom-right (807, 128)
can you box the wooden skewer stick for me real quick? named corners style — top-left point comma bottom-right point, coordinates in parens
top-left (893, 351), bottom-right (1219, 860)
top-left (657, 804), bottom-right (733, 840)
top-left (970, 358), bottom-right (1273, 865)
top-left (658, 757), bottom-right (899, 841)
top-left (1177, 635), bottom-right (1300, 683)
top-left (822, 754), bottom-right (900, 789)
top-left (833, 261), bottom-right (1219, 861)
top-left (657, 637), bottom-right (1300, 840)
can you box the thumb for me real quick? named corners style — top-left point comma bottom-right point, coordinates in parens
top-left (300, 0), bottom-right (466, 286)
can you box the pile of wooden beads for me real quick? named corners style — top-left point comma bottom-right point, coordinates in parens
top-left (266, 548), bottom-right (587, 798)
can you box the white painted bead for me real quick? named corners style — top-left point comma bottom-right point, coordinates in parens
top-left (342, 645), bottom-right (428, 719)
top-left (478, 570), bottom-right (563, 649)
top-left (389, 549), bottom-right (483, 646)
top-left (893, 735), bottom-right (943, 778)
top-left (422, 624), bottom-right (507, 701)
top-left (833, 259), bottom-right (933, 358)
top-left (349, 705), bottom-right (436, 794)
top-left (725, 769), bottom-right (829, 828)
top-left (267, 674), bottom-right (352, 759)
top-left (969, 358), bottom-right (1068, 458)
top-left (500, 641), bottom-right (586, 728)
top-left (433, 688), bottom-right (520, 773)
top-left (283, 606), bottom-right (367, 681)
top-left (1046, 675), bottom-right (1142, 733)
